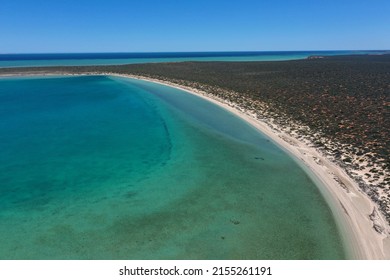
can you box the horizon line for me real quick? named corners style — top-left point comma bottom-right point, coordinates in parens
top-left (1, 49), bottom-right (389, 55)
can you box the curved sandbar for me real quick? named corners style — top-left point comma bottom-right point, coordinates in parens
top-left (112, 73), bottom-right (390, 259)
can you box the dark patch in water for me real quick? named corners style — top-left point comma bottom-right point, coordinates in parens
top-left (254, 156), bottom-right (265, 160)
top-left (125, 191), bottom-right (138, 199)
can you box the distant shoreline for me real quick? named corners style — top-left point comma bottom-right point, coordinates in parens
top-left (1, 62), bottom-right (389, 259)
top-left (1, 50), bottom-right (388, 68)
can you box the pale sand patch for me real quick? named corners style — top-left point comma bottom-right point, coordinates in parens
top-left (113, 74), bottom-right (390, 260)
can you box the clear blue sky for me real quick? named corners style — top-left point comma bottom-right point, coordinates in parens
top-left (1, 0), bottom-right (389, 53)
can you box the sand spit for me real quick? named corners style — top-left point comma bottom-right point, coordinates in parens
top-left (111, 73), bottom-right (390, 260)
top-left (2, 72), bottom-right (389, 259)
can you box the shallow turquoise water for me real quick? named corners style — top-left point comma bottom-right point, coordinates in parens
top-left (0, 76), bottom-right (346, 259)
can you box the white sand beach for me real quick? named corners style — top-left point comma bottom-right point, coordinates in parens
top-left (115, 74), bottom-right (390, 260)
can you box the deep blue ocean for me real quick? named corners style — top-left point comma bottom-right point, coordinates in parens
top-left (0, 50), bottom-right (386, 67)
top-left (0, 75), bottom-right (347, 259)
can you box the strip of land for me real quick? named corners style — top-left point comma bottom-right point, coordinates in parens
top-left (1, 54), bottom-right (389, 259)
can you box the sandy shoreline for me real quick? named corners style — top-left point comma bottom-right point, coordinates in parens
top-left (1, 72), bottom-right (389, 259)
top-left (109, 73), bottom-right (390, 260)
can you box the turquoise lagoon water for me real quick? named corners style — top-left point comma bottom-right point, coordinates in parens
top-left (0, 76), bottom-right (346, 259)
top-left (0, 50), bottom-right (386, 68)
